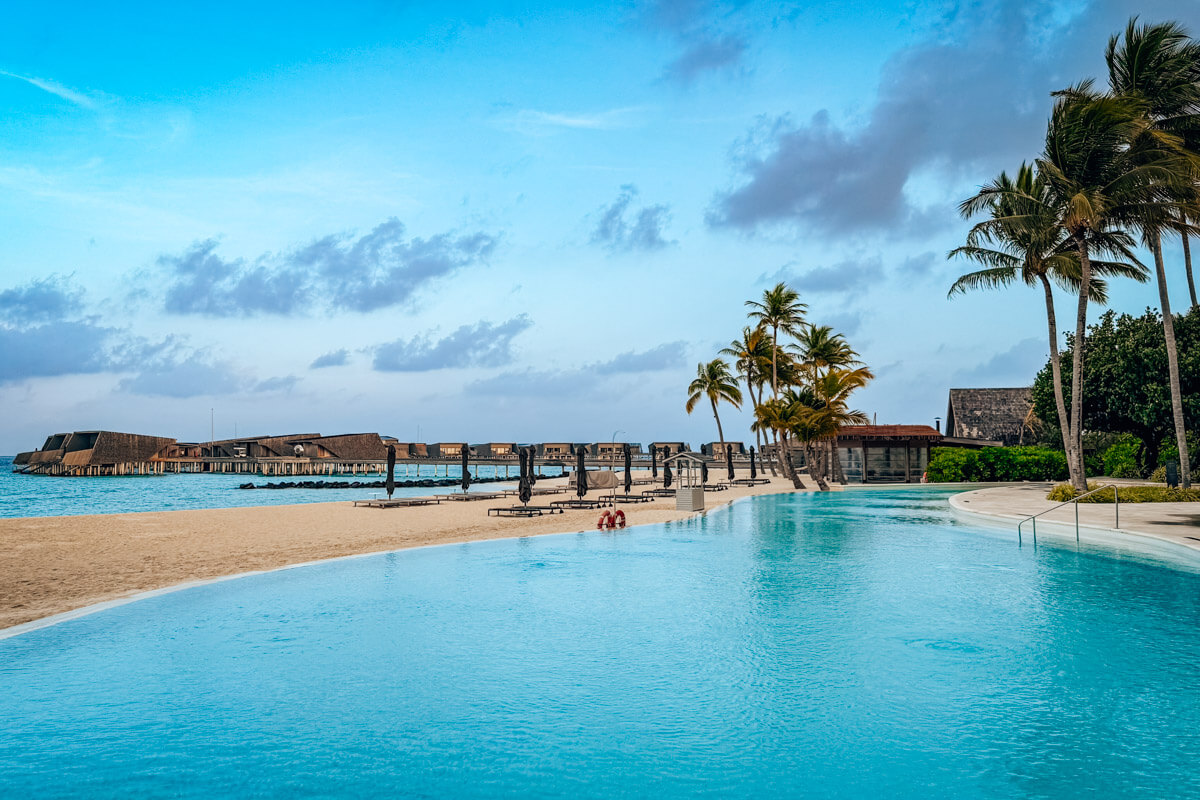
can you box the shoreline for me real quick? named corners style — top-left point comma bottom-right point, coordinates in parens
top-left (0, 475), bottom-right (799, 634)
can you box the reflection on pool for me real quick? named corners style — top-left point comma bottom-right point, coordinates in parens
top-left (2, 488), bottom-right (1199, 798)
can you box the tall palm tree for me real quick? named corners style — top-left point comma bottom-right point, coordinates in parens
top-left (686, 359), bottom-right (743, 447)
top-left (971, 82), bottom-right (1185, 490)
top-left (745, 282), bottom-right (807, 398)
top-left (721, 327), bottom-right (777, 475)
top-left (1106, 18), bottom-right (1200, 486)
top-left (951, 163), bottom-right (1145, 487)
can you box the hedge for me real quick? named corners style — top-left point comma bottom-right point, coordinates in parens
top-left (925, 446), bottom-right (1068, 483)
top-left (1047, 482), bottom-right (1200, 503)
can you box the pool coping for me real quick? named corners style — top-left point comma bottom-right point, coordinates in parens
top-left (948, 488), bottom-right (1200, 569)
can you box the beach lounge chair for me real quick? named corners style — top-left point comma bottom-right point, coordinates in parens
top-left (640, 488), bottom-right (675, 497)
top-left (352, 497), bottom-right (441, 508)
top-left (550, 498), bottom-right (612, 510)
top-left (609, 494), bottom-right (655, 503)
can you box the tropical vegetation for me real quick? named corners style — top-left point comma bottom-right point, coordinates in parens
top-left (951, 17), bottom-right (1200, 490)
top-left (690, 281), bottom-right (873, 492)
top-left (926, 446), bottom-right (1068, 483)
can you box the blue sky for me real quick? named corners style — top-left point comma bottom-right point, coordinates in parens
top-left (1, 0), bottom-right (1197, 453)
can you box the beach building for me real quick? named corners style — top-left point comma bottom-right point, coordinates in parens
top-left (702, 442), bottom-right (746, 458)
top-left (15, 430), bottom-right (177, 476)
top-left (835, 425), bottom-right (943, 483)
top-left (538, 443), bottom-right (572, 459)
top-left (650, 442), bottom-right (689, 454)
top-left (410, 443), bottom-right (430, 458)
top-left (944, 388), bottom-right (1032, 447)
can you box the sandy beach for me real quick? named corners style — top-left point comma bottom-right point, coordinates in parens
top-left (0, 474), bottom-right (799, 631)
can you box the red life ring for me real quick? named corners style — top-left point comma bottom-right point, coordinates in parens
top-left (612, 509), bottom-right (626, 528)
top-left (598, 511), bottom-right (613, 529)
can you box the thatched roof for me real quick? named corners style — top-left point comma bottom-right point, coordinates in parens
top-left (303, 433), bottom-right (389, 461)
top-left (945, 388), bottom-right (1032, 446)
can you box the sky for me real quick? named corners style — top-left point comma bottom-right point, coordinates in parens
top-left (1, 0), bottom-right (1199, 454)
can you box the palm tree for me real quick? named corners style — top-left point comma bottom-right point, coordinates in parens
top-left (721, 327), bottom-right (777, 475)
top-left (951, 163), bottom-right (1146, 488)
top-left (972, 82), bottom-right (1186, 490)
top-left (1106, 18), bottom-right (1200, 486)
top-left (745, 282), bottom-right (807, 398)
top-left (796, 325), bottom-right (862, 384)
top-left (686, 359), bottom-right (743, 447)
top-left (754, 397), bottom-right (806, 488)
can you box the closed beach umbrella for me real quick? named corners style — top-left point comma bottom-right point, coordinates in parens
top-left (701, 461), bottom-right (709, 486)
top-left (518, 447), bottom-right (532, 505)
top-left (750, 446), bottom-right (758, 480)
top-left (726, 446), bottom-right (735, 481)
top-left (623, 443), bottom-right (632, 495)
top-left (663, 455), bottom-right (673, 489)
top-left (576, 446), bottom-right (588, 499)
top-left (461, 447), bottom-right (471, 493)
top-left (651, 446), bottom-right (658, 480)
top-left (385, 445), bottom-right (396, 498)
top-left (526, 446), bottom-right (538, 484)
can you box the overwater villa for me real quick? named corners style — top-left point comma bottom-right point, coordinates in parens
top-left (650, 441), bottom-right (690, 454)
top-left (429, 443), bottom-right (469, 458)
top-left (474, 443), bottom-right (518, 458)
top-left (538, 443), bottom-right (572, 458)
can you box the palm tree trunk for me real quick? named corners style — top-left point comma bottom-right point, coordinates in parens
top-left (1040, 275), bottom-right (1075, 477)
top-left (804, 443), bottom-right (828, 491)
top-left (1069, 237), bottom-right (1091, 492)
top-left (748, 380), bottom-right (776, 476)
top-left (710, 398), bottom-right (725, 446)
top-left (783, 434), bottom-right (806, 489)
top-left (1184, 231), bottom-right (1197, 311)
top-left (1152, 234), bottom-right (1191, 488)
top-left (771, 326), bottom-right (779, 399)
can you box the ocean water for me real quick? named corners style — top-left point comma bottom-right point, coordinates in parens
top-left (0, 456), bottom-right (566, 518)
top-left (2, 488), bottom-right (1199, 798)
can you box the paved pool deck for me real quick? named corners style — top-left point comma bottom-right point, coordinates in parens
top-left (949, 482), bottom-right (1200, 564)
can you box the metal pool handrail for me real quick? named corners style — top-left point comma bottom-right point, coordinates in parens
top-left (1017, 483), bottom-right (1120, 546)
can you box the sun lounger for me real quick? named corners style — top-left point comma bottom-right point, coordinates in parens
top-left (487, 505), bottom-right (564, 516)
top-left (640, 488), bottom-right (675, 497)
top-left (488, 506), bottom-right (543, 517)
top-left (610, 494), bottom-right (655, 503)
top-left (730, 478), bottom-right (771, 486)
top-left (550, 498), bottom-right (612, 510)
top-left (433, 492), bottom-right (505, 501)
top-left (353, 497), bottom-right (441, 508)
top-left (703, 483), bottom-right (730, 492)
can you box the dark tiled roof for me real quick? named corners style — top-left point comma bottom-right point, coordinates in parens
top-left (837, 425), bottom-right (943, 440)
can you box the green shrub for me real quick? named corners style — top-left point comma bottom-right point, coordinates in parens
top-left (1102, 441), bottom-right (1141, 479)
top-left (1149, 465), bottom-right (1167, 483)
top-left (927, 446), bottom-right (1068, 483)
top-left (1047, 482), bottom-right (1200, 503)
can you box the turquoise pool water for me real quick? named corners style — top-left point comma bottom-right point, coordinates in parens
top-left (2, 488), bottom-right (1199, 797)
top-left (0, 456), bottom-right (565, 517)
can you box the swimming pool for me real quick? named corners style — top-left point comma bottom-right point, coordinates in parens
top-left (2, 488), bottom-right (1199, 797)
